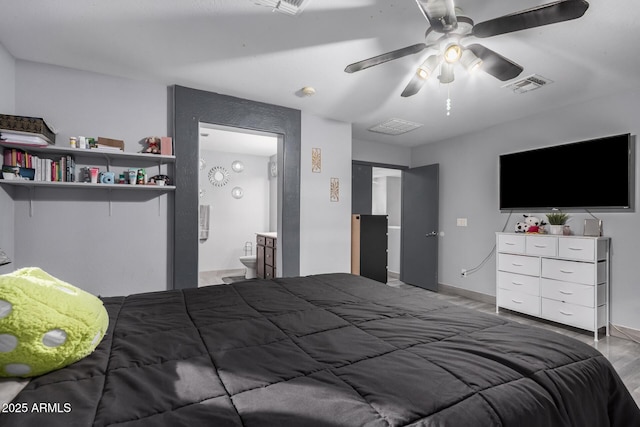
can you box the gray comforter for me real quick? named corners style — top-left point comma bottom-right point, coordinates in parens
top-left (4, 273), bottom-right (639, 426)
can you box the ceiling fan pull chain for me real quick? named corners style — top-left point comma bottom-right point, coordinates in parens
top-left (446, 86), bottom-right (452, 116)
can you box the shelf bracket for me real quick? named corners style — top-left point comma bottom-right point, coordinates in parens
top-left (108, 188), bottom-right (113, 216)
top-left (29, 186), bottom-right (34, 217)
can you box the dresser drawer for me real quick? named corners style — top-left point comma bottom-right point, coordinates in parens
top-left (498, 288), bottom-right (540, 316)
top-left (541, 299), bottom-right (595, 331)
top-left (525, 236), bottom-right (557, 257)
top-left (541, 258), bottom-right (596, 285)
top-left (265, 246), bottom-right (275, 267)
top-left (498, 271), bottom-right (540, 296)
top-left (257, 235), bottom-right (266, 246)
top-left (498, 234), bottom-right (525, 253)
top-left (540, 278), bottom-right (600, 307)
top-left (498, 253), bottom-right (539, 276)
top-left (558, 238), bottom-right (595, 261)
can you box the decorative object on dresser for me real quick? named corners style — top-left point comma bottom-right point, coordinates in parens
top-left (256, 233), bottom-right (277, 279)
top-left (496, 232), bottom-right (609, 341)
top-left (546, 211), bottom-right (570, 235)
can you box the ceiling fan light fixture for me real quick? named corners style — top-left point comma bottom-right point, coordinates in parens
top-left (443, 43), bottom-right (462, 63)
top-left (416, 54), bottom-right (442, 80)
top-left (438, 62), bottom-right (455, 84)
top-left (460, 49), bottom-right (483, 73)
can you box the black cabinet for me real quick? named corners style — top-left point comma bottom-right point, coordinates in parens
top-left (351, 214), bottom-right (388, 283)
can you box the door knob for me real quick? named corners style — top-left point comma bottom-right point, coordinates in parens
top-left (426, 231), bottom-right (438, 237)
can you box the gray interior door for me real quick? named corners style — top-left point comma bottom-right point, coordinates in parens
top-left (401, 164), bottom-right (439, 291)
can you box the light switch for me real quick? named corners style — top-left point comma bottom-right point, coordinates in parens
top-left (456, 218), bottom-right (467, 227)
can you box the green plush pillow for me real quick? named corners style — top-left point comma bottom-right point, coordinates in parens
top-left (0, 267), bottom-right (109, 377)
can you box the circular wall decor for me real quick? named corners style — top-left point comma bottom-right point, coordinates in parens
top-left (231, 187), bottom-right (244, 199)
top-left (231, 160), bottom-right (244, 173)
top-left (208, 166), bottom-right (230, 187)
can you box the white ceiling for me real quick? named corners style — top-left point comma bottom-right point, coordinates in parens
top-left (1, 0), bottom-right (639, 148)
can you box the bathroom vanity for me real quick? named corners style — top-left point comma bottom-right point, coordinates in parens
top-left (256, 232), bottom-right (277, 279)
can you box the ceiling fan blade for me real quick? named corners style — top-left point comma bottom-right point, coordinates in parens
top-left (344, 43), bottom-right (427, 73)
top-left (415, 0), bottom-right (458, 33)
top-left (467, 44), bottom-right (523, 81)
top-left (472, 0), bottom-right (589, 38)
top-left (401, 73), bottom-right (427, 97)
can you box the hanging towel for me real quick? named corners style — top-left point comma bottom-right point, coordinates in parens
top-left (199, 205), bottom-right (210, 241)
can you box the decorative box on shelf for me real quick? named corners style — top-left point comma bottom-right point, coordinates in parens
top-left (0, 114), bottom-right (56, 145)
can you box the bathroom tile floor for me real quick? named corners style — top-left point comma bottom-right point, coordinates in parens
top-left (198, 269), bottom-right (245, 287)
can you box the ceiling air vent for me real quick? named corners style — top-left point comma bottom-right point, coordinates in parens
top-left (502, 74), bottom-right (553, 94)
top-left (253, 0), bottom-right (311, 15)
top-left (368, 118), bottom-right (424, 135)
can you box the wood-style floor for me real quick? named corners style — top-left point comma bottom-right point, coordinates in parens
top-left (386, 276), bottom-right (640, 408)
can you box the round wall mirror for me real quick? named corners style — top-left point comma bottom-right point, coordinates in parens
top-left (208, 166), bottom-right (230, 187)
top-left (231, 187), bottom-right (244, 199)
top-left (231, 160), bottom-right (244, 173)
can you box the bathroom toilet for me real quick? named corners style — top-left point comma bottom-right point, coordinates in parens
top-left (239, 255), bottom-right (257, 279)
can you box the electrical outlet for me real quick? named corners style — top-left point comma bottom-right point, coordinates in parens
top-left (461, 269), bottom-right (467, 277)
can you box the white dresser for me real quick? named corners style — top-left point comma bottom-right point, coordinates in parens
top-left (496, 232), bottom-right (610, 341)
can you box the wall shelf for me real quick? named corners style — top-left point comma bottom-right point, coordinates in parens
top-left (1, 142), bottom-right (175, 216)
top-left (0, 142), bottom-right (175, 163)
top-left (0, 180), bottom-right (175, 191)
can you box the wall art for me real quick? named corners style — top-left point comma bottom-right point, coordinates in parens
top-left (312, 148), bottom-right (321, 173)
top-left (330, 177), bottom-right (339, 202)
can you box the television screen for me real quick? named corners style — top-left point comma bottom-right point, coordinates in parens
top-left (499, 134), bottom-right (633, 210)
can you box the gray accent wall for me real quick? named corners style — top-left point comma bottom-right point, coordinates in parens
top-left (172, 86), bottom-right (301, 288)
top-left (411, 87), bottom-right (640, 331)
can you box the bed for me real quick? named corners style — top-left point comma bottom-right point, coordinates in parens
top-left (3, 273), bottom-right (639, 426)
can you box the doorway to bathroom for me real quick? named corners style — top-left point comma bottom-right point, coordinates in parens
top-left (197, 123), bottom-right (279, 286)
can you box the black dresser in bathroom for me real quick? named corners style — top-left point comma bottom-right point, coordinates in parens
top-left (256, 234), bottom-right (277, 279)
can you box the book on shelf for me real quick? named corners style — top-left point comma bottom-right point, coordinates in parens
top-left (2, 147), bottom-right (74, 182)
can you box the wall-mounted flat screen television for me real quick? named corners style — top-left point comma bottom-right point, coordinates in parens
top-left (499, 133), bottom-right (634, 210)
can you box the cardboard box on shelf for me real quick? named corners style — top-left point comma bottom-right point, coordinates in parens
top-left (96, 137), bottom-right (125, 151)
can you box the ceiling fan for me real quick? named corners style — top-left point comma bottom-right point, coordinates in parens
top-left (344, 0), bottom-right (589, 97)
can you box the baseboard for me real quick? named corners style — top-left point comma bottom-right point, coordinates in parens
top-left (610, 323), bottom-right (640, 343)
top-left (438, 283), bottom-right (496, 305)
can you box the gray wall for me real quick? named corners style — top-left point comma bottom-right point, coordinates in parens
top-left (411, 87), bottom-right (640, 331)
top-left (353, 138), bottom-right (411, 167)
top-left (0, 42), bottom-right (15, 274)
top-left (9, 60), bottom-right (171, 296)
